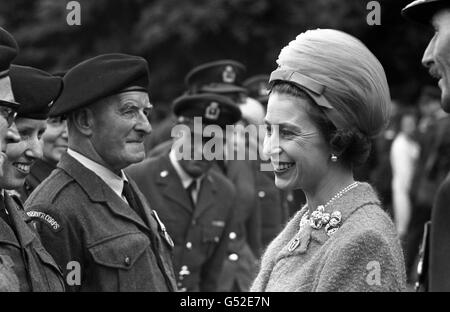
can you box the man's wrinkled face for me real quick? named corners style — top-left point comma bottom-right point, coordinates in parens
top-left (90, 91), bottom-right (152, 172)
top-left (0, 118), bottom-right (46, 190)
top-left (422, 9), bottom-right (450, 112)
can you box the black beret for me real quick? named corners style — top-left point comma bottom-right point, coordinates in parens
top-left (172, 93), bottom-right (241, 129)
top-left (49, 53), bottom-right (149, 117)
top-left (185, 60), bottom-right (247, 95)
top-left (10, 65), bottom-right (63, 119)
top-left (243, 75), bottom-right (270, 105)
top-left (0, 27), bottom-right (20, 109)
top-left (402, 0), bottom-right (450, 25)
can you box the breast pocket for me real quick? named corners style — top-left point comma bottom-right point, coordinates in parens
top-left (88, 232), bottom-right (150, 291)
top-left (33, 246), bottom-right (65, 291)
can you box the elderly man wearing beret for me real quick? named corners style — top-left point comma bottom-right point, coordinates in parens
top-left (403, 0), bottom-right (450, 291)
top-left (0, 65), bottom-right (65, 292)
top-left (24, 53), bottom-right (177, 291)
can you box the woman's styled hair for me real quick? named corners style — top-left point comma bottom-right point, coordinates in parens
top-left (270, 29), bottom-right (392, 167)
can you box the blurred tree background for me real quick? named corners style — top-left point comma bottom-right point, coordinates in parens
top-left (0, 0), bottom-right (435, 115)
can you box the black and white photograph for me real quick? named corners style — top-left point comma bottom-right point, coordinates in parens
top-left (0, 0), bottom-right (449, 303)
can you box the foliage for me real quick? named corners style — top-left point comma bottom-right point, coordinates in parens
top-left (0, 0), bottom-right (434, 109)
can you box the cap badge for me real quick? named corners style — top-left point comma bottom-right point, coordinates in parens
top-left (205, 102), bottom-right (220, 120)
top-left (222, 65), bottom-right (236, 83)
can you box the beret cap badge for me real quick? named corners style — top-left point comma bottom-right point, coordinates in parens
top-left (205, 101), bottom-right (220, 120)
top-left (222, 66), bottom-right (236, 84)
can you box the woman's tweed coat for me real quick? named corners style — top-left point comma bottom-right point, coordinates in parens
top-left (250, 183), bottom-right (406, 292)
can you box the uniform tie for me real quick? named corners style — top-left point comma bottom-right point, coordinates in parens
top-left (122, 180), bottom-right (146, 221)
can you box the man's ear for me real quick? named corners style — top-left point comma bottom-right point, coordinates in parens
top-left (71, 108), bottom-right (94, 137)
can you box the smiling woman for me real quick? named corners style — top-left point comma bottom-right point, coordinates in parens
top-left (2, 64), bottom-right (63, 194)
top-left (251, 29), bottom-right (406, 292)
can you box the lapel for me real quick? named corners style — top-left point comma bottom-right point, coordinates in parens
top-left (156, 154), bottom-right (193, 213)
top-left (58, 153), bottom-right (150, 231)
top-left (3, 193), bottom-right (35, 247)
top-left (193, 174), bottom-right (217, 219)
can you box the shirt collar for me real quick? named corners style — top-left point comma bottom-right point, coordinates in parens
top-left (169, 148), bottom-right (195, 189)
top-left (67, 148), bottom-right (127, 198)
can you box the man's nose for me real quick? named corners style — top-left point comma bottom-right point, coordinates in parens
top-left (6, 123), bottom-right (20, 144)
top-left (60, 122), bottom-right (68, 139)
top-left (136, 111), bottom-right (152, 135)
top-left (25, 137), bottom-right (44, 160)
top-left (422, 37), bottom-right (435, 69)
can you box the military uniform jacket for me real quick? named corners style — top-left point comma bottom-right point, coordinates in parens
top-left (253, 160), bottom-right (289, 248)
top-left (126, 154), bottom-right (235, 292)
top-left (251, 183), bottom-right (406, 292)
top-left (0, 193), bottom-right (64, 291)
top-left (20, 159), bottom-right (55, 201)
top-left (24, 153), bottom-right (177, 292)
top-left (429, 173), bottom-right (450, 291)
top-left (216, 160), bottom-right (262, 292)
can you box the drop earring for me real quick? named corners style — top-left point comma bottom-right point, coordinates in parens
top-left (331, 154), bottom-right (338, 162)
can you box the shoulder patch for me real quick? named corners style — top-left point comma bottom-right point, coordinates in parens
top-left (26, 210), bottom-right (62, 232)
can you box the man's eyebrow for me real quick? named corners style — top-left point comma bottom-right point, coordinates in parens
top-left (264, 119), bottom-right (299, 129)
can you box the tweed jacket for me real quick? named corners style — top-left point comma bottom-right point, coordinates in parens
top-left (250, 183), bottom-right (407, 292)
top-left (24, 153), bottom-right (177, 292)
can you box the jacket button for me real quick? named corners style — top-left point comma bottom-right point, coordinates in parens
top-left (179, 265), bottom-right (190, 276)
top-left (160, 170), bottom-right (168, 178)
top-left (124, 256), bottom-right (131, 266)
top-left (287, 193), bottom-right (294, 202)
top-left (186, 242), bottom-right (192, 249)
top-left (229, 232), bottom-right (237, 240)
top-left (229, 253), bottom-right (239, 261)
top-left (191, 219), bottom-right (196, 225)
top-left (214, 236), bottom-right (219, 243)
top-left (258, 191), bottom-right (266, 198)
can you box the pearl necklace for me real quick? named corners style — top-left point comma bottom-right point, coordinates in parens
top-left (322, 181), bottom-right (359, 208)
top-left (288, 182), bottom-right (359, 252)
